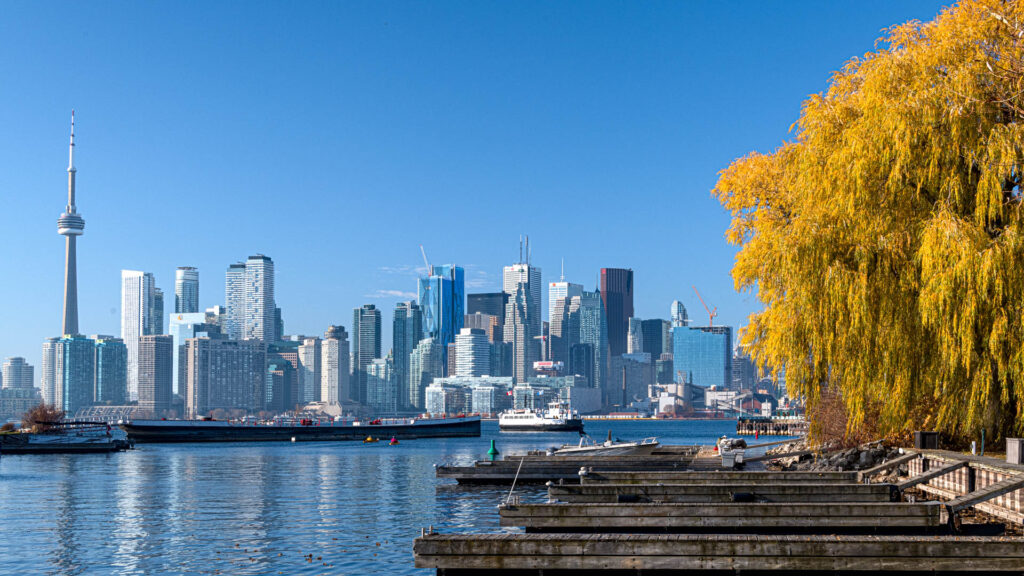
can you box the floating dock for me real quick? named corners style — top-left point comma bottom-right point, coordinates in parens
top-left (419, 443), bottom-right (1024, 574)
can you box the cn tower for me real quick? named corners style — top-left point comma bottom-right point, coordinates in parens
top-left (57, 111), bottom-right (85, 336)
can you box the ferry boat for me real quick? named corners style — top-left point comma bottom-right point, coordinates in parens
top-left (0, 421), bottom-right (131, 455)
top-left (119, 414), bottom-right (481, 443)
top-left (498, 402), bottom-right (584, 432)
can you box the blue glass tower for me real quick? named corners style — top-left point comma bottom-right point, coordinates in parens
top-left (418, 264), bottom-right (464, 372)
top-left (672, 326), bottom-right (733, 388)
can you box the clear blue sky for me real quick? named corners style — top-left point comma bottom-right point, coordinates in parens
top-left (0, 1), bottom-right (951, 379)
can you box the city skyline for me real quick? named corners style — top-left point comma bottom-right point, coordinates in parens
top-left (0, 2), bottom-right (951, 377)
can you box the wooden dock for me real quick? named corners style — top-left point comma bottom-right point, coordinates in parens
top-left (415, 533), bottom-right (1024, 573)
top-left (578, 470), bottom-right (858, 484)
top-left (548, 482), bottom-right (895, 503)
top-left (419, 445), bottom-right (1024, 573)
top-left (499, 502), bottom-right (944, 532)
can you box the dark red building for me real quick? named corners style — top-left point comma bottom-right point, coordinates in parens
top-left (600, 268), bottom-right (634, 358)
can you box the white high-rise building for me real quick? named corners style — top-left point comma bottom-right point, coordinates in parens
top-left (41, 337), bottom-right (59, 405)
top-left (503, 262), bottom-right (542, 382)
top-left (2, 357), bottom-right (34, 389)
top-left (321, 325), bottom-right (349, 405)
top-left (548, 281), bottom-right (582, 325)
top-left (122, 270), bottom-right (159, 400)
top-left (224, 263), bottom-right (246, 340)
top-left (298, 337), bottom-right (321, 404)
top-left (455, 328), bottom-right (490, 377)
top-left (243, 255), bottom-right (275, 343)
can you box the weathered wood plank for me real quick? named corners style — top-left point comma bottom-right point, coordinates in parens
top-left (581, 470), bottom-right (857, 485)
top-left (548, 482), bottom-right (893, 503)
top-left (948, 474), bottom-right (1024, 513)
top-left (415, 533), bottom-right (1024, 572)
top-left (896, 460), bottom-right (967, 491)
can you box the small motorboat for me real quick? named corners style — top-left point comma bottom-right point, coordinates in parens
top-left (388, 437), bottom-right (399, 446)
top-left (551, 430), bottom-right (659, 456)
top-left (363, 436), bottom-right (379, 443)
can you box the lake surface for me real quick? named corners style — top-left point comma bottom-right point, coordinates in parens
top-left (0, 419), bottom-right (768, 575)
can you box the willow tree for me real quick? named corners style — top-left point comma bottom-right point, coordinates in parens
top-left (714, 0), bottom-right (1024, 442)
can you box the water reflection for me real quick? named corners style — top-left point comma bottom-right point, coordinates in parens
top-left (0, 419), bottom-right (752, 575)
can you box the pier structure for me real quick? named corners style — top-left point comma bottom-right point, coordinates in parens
top-left (418, 443), bottom-right (1024, 574)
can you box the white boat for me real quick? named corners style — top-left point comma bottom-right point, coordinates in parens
top-left (498, 402), bottom-right (584, 432)
top-left (552, 432), bottom-right (660, 456)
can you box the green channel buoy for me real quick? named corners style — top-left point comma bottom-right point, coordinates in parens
top-left (487, 439), bottom-right (500, 460)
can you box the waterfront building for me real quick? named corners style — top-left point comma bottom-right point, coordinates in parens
top-left (138, 335), bottom-right (173, 415)
top-left (56, 335), bottom-right (95, 414)
top-left (41, 337), bottom-right (59, 405)
top-left (366, 358), bottom-right (396, 413)
top-left (672, 325), bottom-right (733, 389)
top-left (408, 337), bottom-right (442, 410)
top-left (392, 301), bottom-right (422, 409)
top-left (568, 342), bottom-right (594, 385)
top-left (321, 325), bottom-right (349, 405)
top-left (430, 376), bottom-right (514, 415)
top-left (58, 112), bottom-right (84, 337)
top-left (424, 380), bottom-right (469, 416)
top-left (600, 268), bottom-right (634, 358)
top-left (185, 337), bottom-right (266, 417)
top-left (224, 263), bottom-right (246, 340)
top-left (467, 292), bottom-right (507, 340)
top-left (352, 304), bottom-right (381, 404)
top-left (464, 312), bottom-right (501, 343)
top-left (0, 388), bottom-right (38, 421)
top-left (93, 337), bottom-right (127, 405)
top-left (168, 313), bottom-right (213, 396)
top-left (297, 337), bottom-right (321, 403)
top-left (446, 343), bottom-right (457, 376)
top-left (627, 317), bottom-right (644, 354)
top-left (656, 353), bottom-right (675, 385)
top-left (418, 264), bottom-right (465, 372)
top-left (503, 262), bottom-right (542, 382)
top-left (670, 300), bottom-right (689, 327)
top-left (121, 270), bottom-right (160, 400)
top-left (455, 328), bottom-right (490, 377)
top-left (243, 254), bottom-right (276, 343)
top-left (1, 357), bottom-right (34, 390)
top-left (174, 267), bottom-right (199, 313)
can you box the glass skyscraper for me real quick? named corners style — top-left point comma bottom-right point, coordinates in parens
top-left (392, 301), bottom-right (422, 410)
top-left (175, 267), bottom-right (199, 313)
top-left (94, 337), bottom-right (127, 405)
top-left (672, 325), bottom-right (733, 388)
top-left (418, 264), bottom-right (464, 372)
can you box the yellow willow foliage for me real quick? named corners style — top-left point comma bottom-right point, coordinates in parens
top-left (714, 0), bottom-right (1024, 442)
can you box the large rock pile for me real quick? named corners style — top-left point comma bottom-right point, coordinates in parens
top-left (767, 441), bottom-right (910, 476)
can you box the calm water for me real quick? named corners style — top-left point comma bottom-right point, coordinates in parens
top-left (0, 419), bottom-right (765, 575)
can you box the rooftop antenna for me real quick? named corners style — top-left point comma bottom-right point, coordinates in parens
top-left (560, 258), bottom-right (565, 282)
top-left (519, 235), bottom-right (523, 264)
top-left (526, 235), bottom-right (531, 266)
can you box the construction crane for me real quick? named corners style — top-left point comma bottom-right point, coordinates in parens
top-left (419, 244), bottom-right (432, 276)
top-left (692, 286), bottom-right (718, 327)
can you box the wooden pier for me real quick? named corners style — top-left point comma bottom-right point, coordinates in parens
top-left (415, 533), bottom-right (1024, 574)
top-left (548, 482), bottom-right (895, 503)
top-left (499, 502), bottom-right (944, 532)
top-left (419, 444), bottom-right (1024, 573)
